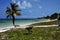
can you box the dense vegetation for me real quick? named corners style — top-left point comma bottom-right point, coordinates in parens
top-left (38, 13), bottom-right (60, 20)
top-left (0, 27), bottom-right (60, 40)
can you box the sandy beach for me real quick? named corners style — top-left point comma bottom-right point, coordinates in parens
top-left (0, 24), bottom-right (58, 32)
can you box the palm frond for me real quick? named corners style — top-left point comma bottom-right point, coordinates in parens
top-left (10, 3), bottom-right (18, 11)
top-left (6, 9), bottom-right (12, 14)
top-left (16, 11), bottom-right (21, 15)
top-left (6, 15), bottom-right (10, 19)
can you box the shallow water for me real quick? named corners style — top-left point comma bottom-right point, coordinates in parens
top-left (0, 19), bottom-right (48, 28)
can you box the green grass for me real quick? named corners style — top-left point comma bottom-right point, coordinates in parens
top-left (31, 20), bottom-right (60, 26)
top-left (0, 27), bottom-right (60, 40)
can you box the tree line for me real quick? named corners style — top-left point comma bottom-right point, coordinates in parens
top-left (38, 13), bottom-right (60, 20)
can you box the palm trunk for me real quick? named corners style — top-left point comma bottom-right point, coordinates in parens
top-left (12, 15), bottom-right (15, 26)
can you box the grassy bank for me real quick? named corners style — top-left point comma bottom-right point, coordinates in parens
top-left (0, 27), bottom-right (60, 40)
top-left (31, 20), bottom-right (60, 26)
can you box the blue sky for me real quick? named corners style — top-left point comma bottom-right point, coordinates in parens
top-left (0, 0), bottom-right (60, 19)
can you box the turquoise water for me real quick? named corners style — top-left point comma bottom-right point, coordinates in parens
top-left (0, 19), bottom-right (48, 28)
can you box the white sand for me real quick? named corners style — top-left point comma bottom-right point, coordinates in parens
top-left (0, 26), bottom-right (14, 32)
top-left (34, 25), bottom-right (58, 27)
top-left (0, 25), bottom-right (29, 32)
top-left (0, 25), bottom-right (58, 32)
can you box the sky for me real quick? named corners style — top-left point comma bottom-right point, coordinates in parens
top-left (0, 0), bottom-right (60, 19)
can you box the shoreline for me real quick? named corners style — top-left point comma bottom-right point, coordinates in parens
top-left (0, 19), bottom-right (58, 32)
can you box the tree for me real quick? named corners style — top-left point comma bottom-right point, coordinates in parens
top-left (45, 16), bottom-right (50, 19)
top-left (50, 13), bottom-right (58, 19)
top-left (6, 3), bottom-right (21, 27)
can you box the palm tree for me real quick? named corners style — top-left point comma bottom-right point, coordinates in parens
top-left (6, 3), bottom-right (21, 27)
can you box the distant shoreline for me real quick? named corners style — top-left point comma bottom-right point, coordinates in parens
top-left (0, 18), bottom-right (37, 20)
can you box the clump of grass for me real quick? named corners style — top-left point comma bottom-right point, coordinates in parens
top-left (0, 27), bottom-right (60, 40)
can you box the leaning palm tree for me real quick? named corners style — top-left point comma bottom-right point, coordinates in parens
top-left (6, 3), bottom-right (21, 27)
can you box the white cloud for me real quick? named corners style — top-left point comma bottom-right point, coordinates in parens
top-left (17, 1), bottom-right (32, 9)
top-left (11, 0), bottom-right (32, 9)
top-left (17, 1), bottom-right (26, 9)
top-left (22, 1), bottom-right (32, 8)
